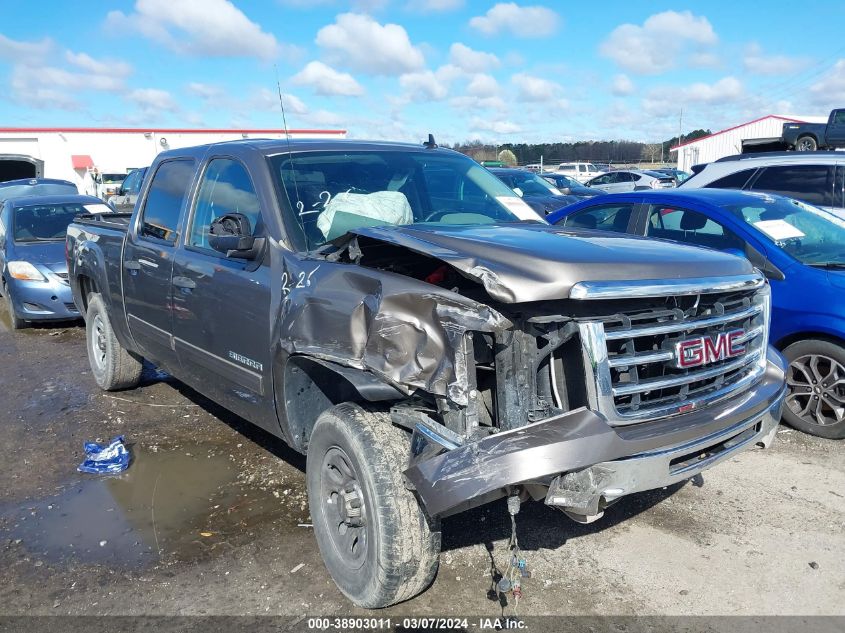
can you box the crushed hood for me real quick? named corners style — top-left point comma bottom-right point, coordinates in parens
top-left (350, 223), bottom-right (756, 303)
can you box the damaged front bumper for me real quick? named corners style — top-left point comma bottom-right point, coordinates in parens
top-left (404, 352), bottom-right (786, 520)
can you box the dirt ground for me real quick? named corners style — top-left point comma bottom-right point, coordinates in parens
top-left (1, 315), bottom-right (843, 621)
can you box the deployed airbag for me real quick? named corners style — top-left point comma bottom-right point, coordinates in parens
top-left (317, 191), bottom-right (413, 240)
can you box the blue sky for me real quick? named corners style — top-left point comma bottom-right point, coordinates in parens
top-left (1, 1), bottom-right (844, 144)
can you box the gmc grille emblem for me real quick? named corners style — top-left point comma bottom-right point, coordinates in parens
top-left (674, 330), bottom-right (746, 369)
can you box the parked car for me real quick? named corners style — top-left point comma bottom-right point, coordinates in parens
top-left (0, 178), bottom-right (78, 204)
top-left (540, 172), bottom-right (604, 198)
top-left (555, 162), bottom-right (605, 183)
top-left (1, 194), bottom-right (111, 328)
top-left (67, 139), bottom-right (785, 607)
top-left (487, 167), bottom-right (578, 215)
top-left (586, 169), bottom-right (675, 193)
top-left (781, 108), bottom-right (845, 151)
top-left (94, 171), bottom-right (127, 200)
top-left (680, 152), bottom-right (845, 218)
top-left (650, 167), bottom-right (691, 185)
top-left (548, 188), bottom-right (845, 439)
top-left (109, 167), bottom-right (147, 212)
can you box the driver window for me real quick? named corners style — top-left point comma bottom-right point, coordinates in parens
top-left (190, 158), bottom-right (261, 251)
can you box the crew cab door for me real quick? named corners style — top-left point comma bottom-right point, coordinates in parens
top-left (825, 109), bottom-right (845, 147)
top-left (123, 159), bottom-right (195, 370)
top-left (170, 157), bottom-right (273, 428)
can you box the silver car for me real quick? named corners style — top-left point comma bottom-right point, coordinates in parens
top-left (586, 169), bottom-right (675, 193)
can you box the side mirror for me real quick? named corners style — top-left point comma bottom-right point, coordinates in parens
top-left (117, 187), bottom-right (125, 196)
top-left (209, 213), bottom-right (264, 260)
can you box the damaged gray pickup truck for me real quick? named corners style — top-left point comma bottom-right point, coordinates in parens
top-left (66, 139), bottom-right (787, 608)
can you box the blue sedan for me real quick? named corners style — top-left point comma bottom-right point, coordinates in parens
top-left (1, 194), bottom-right (112, 329)
top-left (548, 188), bottom-right (845, 439)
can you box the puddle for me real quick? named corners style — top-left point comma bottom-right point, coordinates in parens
top-left (0, 446), bottom-right (293, 569)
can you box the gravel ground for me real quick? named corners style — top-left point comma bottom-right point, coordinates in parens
top-left (0, 317), bottom-right (843, 621)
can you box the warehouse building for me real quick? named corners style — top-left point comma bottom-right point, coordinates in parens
top-left (670, 114), bottom-right (827, 172)
top-left (0, 127), bottom-right (347, 196)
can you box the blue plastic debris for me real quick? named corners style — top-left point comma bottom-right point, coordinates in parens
top-left (77, 436), bottom-right (130, 474)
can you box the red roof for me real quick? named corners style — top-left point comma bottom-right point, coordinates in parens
top-left (0, 127), bottom-right (346, 135)
top-left (669, 115), bottom-right (804, 152)
top-left (71, 154), bottom-right (94, 169)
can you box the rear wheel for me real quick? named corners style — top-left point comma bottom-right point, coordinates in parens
top-left (795, 136), bottom-right (818, 152)
top-left (85, 293), bottom-right (143, 391)
top-left (782, 339), bottom-right (845, 439)
top-left (306, 404), bottom-right (441, 608)
top-left (2, 283), bottom-right (25, 330)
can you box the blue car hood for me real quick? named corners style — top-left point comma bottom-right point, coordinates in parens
top-left (9, 241), bottom-right (68, 272)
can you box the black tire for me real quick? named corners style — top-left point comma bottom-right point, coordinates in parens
top-left (795, 136), bottom-right (818, 152)
top-left (782, 339), bottom-right (845, 439)
top-left (306, 403), bottom-right (441, 608)
top-left (85, 293), bottom-right (143, 391)
top-left (2, 283), bottom-right (25, 330)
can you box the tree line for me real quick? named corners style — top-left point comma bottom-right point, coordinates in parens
top-left (452, 129), bottom-right (711, 166)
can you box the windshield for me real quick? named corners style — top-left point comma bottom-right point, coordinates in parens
top-left (501, 171), bottom-right (563, 197)
top-left (723, 194), bottom-right (845, 266)
top-left (269, 150), bottom-right (542, 250)
top-left (13, 203), bottom-right (87, 242)
top-left (0, 182), bottom-right (77, 203)
top-left (101, 173), bottom-right (126, 183)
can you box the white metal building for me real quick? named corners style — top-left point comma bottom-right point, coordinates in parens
top-left (670, 114), bottom-right (827, 172)
top-left (0, 127), bottom-right (347, 196)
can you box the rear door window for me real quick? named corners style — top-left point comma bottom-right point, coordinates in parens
top-left (704, 168), bottom-right (758, 189)
top-left (748, 164), bottom-right (834, 207)
top-left (139, 160), bottom-right (195, 243)
top-left (560, 203), bottom-right (635, 233)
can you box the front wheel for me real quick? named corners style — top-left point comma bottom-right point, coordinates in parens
top-left (782, 339), bottom-right (845, 439)
top-left (85, 293), bottom-right (143, 391)
top-left (2, 283), bottom-right (25, 330)
top-left (306, 404), bottom-right (441, 608)
top-left (795, 136), bottom-right (818, 151)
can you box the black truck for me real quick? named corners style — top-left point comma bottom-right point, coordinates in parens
top-left (782, 108), bottom-right (845, 151)
top-left (66, 139), bottom-right (787, 608)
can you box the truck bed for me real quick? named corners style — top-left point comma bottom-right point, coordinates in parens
top-left (73, 212), bottom-right (132, 231)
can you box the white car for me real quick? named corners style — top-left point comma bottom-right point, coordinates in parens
top-left (679, 151), bottom-right (845, 219)
top-left (554, 162), bottom-right (604, 183)
top-left (585, 169), bottom-right (675, 193)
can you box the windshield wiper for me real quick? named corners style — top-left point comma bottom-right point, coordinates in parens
top-left (808, 262), bottom-right (845, 269)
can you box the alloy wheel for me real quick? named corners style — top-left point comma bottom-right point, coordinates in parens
top-left (786, 354), bottom-right (845, 427)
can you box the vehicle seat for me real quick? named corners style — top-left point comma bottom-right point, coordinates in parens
top-left (569, 214), bottom-right (597, 229)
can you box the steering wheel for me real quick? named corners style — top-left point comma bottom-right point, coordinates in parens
top-left (421, 209), bottom-right (456, 222)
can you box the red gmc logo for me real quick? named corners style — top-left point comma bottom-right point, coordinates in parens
top-left (674, 330), bottom-right (746, 369)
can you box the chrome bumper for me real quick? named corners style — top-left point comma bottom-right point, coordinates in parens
top-left (544, 386), bottom-right (786, 521)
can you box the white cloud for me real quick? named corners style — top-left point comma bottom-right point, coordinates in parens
top-left (643, 76), bottom-right (744, 117)
top-left (127, 88), bottom-right (179, 112)
top-left (66, 51), bottom-right (132, 77)
top-left (411, 0), bottom-right (463, 11)
top-left (449, 43), bottom-right (500, 73)
top-left (450, 94), bottom-right (507, 112)
top-left (611, 74), bottom-right (635, 96)
top-left (470, 116), bottom-right (522, 135)
top-left (689, 52), bottom-right (721, 68)
top-left (743, 43), bottom-right (810, 76)
top-left (469, 3), bottom-right (560, 38)
top-left (466, 74), bottom-right (500, 97)
top-left (0, 34), bottom-right (53, 60)
top-left (511, 73), bottom-right (562, 102)
top-left (292, 61), bottom-right (364, 97)
top-left (600, 11), bottom-right (717, 75)
top-left (809, 59), bottom-right (845, 106)
top-left (250, 88), bottom-right (309, 115)
top-left (105, 0), bottom-right (282, 61)
top-left (187, 82), bottom-right (224, 100)
top-left (315, 13), bottom-right (424, 75)
top-left (399, 70), bottom-right (449, 101)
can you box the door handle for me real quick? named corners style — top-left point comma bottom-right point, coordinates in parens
top-left (172, 276), bottom-right (196, 290)
top-left (123, 260), bottom-right (141, 271)
top-left (138, 258), bottom-right (159, 269)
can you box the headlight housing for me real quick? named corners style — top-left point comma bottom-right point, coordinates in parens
top-left (8, 261), bottom-right (46, 282)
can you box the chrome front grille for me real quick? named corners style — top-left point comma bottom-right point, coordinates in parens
top-left (574, 274), bottom-right (770, 426)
